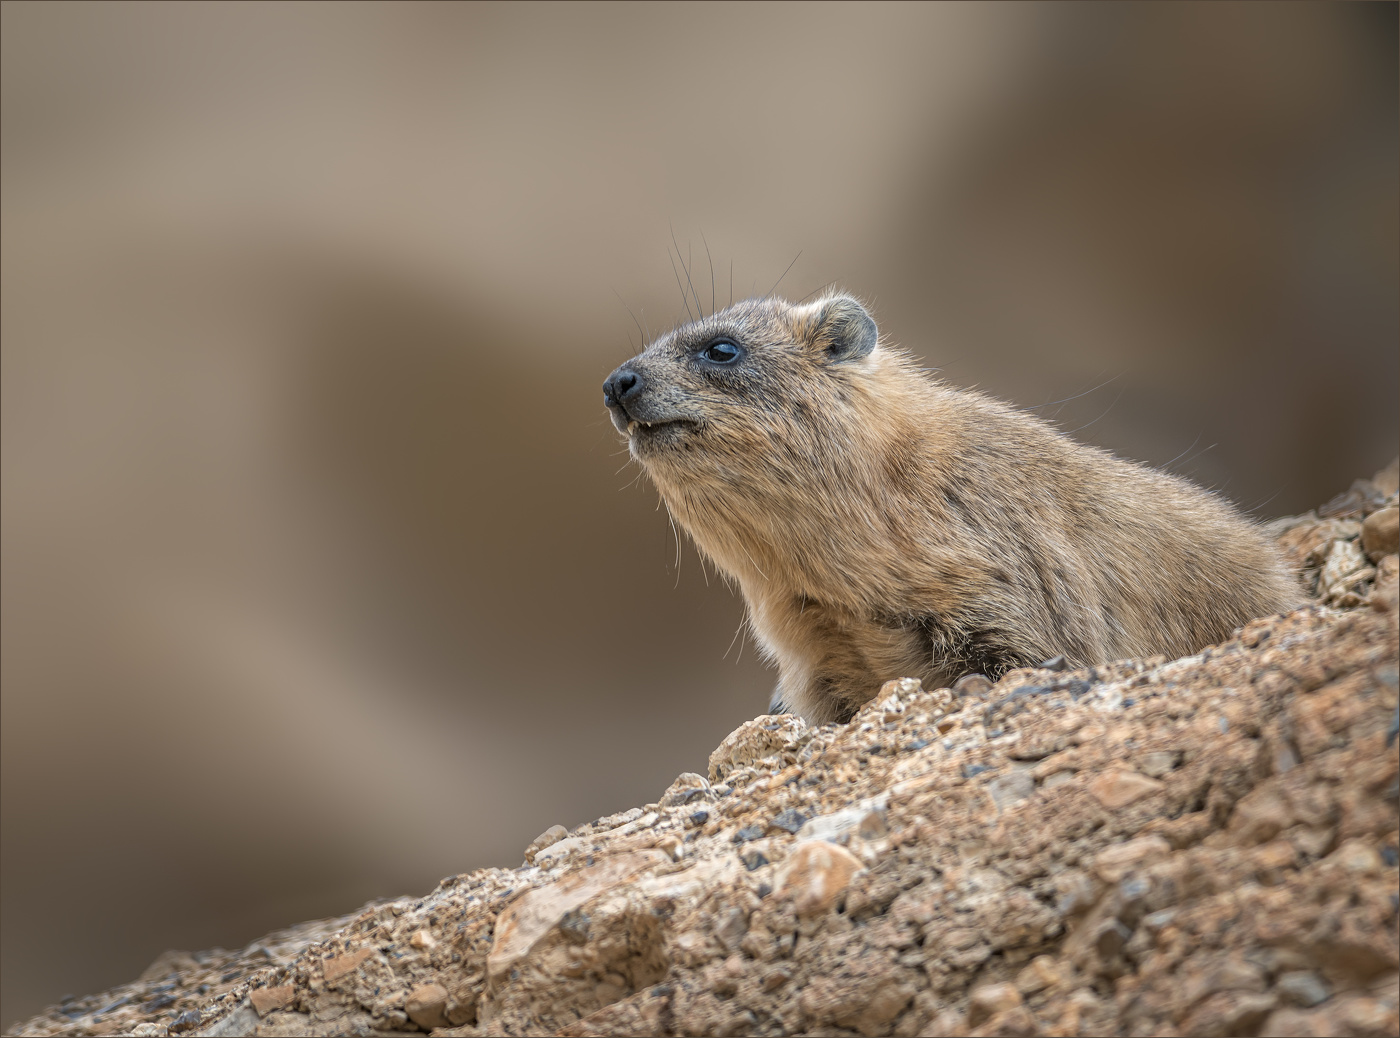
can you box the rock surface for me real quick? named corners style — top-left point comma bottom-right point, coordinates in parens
top-left (11, 465), bottom-right (1399, 1038)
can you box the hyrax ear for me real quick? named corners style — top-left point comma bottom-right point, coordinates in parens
top-left (799, 295), bottom-right (878, 363)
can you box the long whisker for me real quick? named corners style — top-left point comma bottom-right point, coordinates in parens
top-left (766, 250), bottom-right (802, 299)
top-left (1064, 388), bottom-right (1125, 435)
top-left (724, 613), bottom-right (746, 663)
top-left (701, 230), bottom-right (716, 317)
top-left (671, 224), bottom-right (703, 321)
top-left (1168, 439), bottom-right (1218, 475)
top-left (668, 247), bottom-right (694, 322)
top-left (1245, 486), bottom-right (1284, 516)
top-left (667, 508), bottom-right (683, 589)
top-left (1028, 372), bottom-right (1123, 416)
top-left (794, 279), bottom-right (839, 305)
top-left (612, 288), bottom-right (648, 349)
top-left (687, 240), bottom-right (703, 319)
top-left (1160, 432), bottom-right (1202, 472)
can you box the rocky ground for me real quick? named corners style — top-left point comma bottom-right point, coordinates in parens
top-left (11, 464), bottom-right (1399, 1038)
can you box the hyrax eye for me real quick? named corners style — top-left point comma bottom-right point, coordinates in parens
top-left (700, 340), bottom-right (742, 365)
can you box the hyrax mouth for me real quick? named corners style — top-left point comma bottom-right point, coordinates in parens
top-left (622, 415), bottom-right (704, 457)
top-left (627, 417), bottom-right (693, 439)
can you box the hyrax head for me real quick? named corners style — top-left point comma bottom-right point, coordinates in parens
top-left (602, 294), bottom-right (880, 485)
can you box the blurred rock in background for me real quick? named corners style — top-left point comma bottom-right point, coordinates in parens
top-left (1, 2), bottom-right (1395, 1026)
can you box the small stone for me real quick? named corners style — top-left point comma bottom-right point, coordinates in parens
top-left (776, 840), bottom-right (866, 917)
top-left (1371, 554), bottom-right (1399, 613)
top-left (741, 846), bottom-right (770, 871)
top-left (1290, 826), bottom-right (1335, 859)
top-left (1087, 769), bottom-right (1163, 810)
top-left (405, 982), bottom-right (450, 1031)
top-left (523, 824), bottom-right (569, 864)
top-left (409, 929), bottom-right (436, 950)
top-left (533, 834), bottom-right (589, 864)
top-left (796, 795), bottom-right (890, 844)
top-left (855, 808), bottom-right (888, 840)
top-left (1362, 507), bottom-right (1399, 561)
top-left (966, 982), bottom-right (1023, 1027)
top-left (1137, 750), bottom-right (1182, 778)
top-left (1015, 955), bottom-right (1063, 995)
top-left (987, 770), bottom-right (1036, 810)
top-left (1142, 908), bottom-right (1177, 933)
top-left (878, 676), bottom-right (923, 700)
top-left (1319, 538), bottom-right (1368, 593)
top-left (170, 1009), bottom-right (203, 1033)
top-left (1229, 789), bottom-right (1294, 845)
top-left (770, 808), bottom-right (810, 833)
top-left (1040, 769), bottom-right (1075, 790)
top-left (660, 772), bottom-right (711, 807)
top-left (846, 978), bottom-right (916, 1036)
top-left (322, 947), bottom-right (373, 983)
top-left (1092, 918), bottom-right (1132, 959)
top-left (761, 966), bottom-right (791, 991)
top-left (1324, 838), bottom-right (1382, 876)
top-left (130, 1025), bottom-right (165, 1038)
top-left (954, 673), bottom-right (993, 695)
top-left (1054, 869), bottom-right (1100, 919)
top-left (1092, 835), bottom-right (1171, 883)
top-left (248, 984), bottom-right (295, 1017)
top-left (1277, 971), bottom-right (1331, 1008)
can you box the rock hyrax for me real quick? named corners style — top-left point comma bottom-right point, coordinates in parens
top-left (603, 293), bottom-right (1302, 725)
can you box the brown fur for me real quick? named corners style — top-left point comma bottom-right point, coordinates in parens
top-left (603, 293), bottom-right (1303, 725)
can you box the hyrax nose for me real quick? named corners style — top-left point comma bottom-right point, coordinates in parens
top-left (603, 367), bottom-right (645, 409)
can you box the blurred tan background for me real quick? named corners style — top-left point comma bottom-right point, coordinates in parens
top-left (2, 1), bottom-right (1396, 1026)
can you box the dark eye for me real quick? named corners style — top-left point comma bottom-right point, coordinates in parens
top-left (701, 340), bottom-right (741, 365)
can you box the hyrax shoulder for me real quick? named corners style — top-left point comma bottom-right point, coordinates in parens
top-left (603, 293), bottom-right (1302, 725)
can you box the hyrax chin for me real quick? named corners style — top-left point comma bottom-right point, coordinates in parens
top-left (602, 292), bottom-right (1302, 726)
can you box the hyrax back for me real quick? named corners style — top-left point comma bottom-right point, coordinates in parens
top-left (602, 293), bottom-right (1302, 725)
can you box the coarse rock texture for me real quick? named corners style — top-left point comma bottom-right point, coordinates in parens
top-left (12, 463), bottom-right (1399, 1038)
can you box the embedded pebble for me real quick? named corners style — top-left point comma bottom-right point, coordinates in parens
top-left (1362, 506), bottom-right (1399, 560)
top-left (247, 985), bottom-right (294, 1017)
top-left (1087, 768), bottom-right (1164, 810)
top-left (1092, 835), bottom-right (1171, 882)
top-left (523, 824), bottom-right (569, 863)
top-left (1015, 955), bottom-right (1063, 995)
top-left (986, 770), bottom-right (1035, 810)
top-left (966, 982), bottom-right (1024, 1026)
top-left (404, 982), bottom-right (449, 1030)
top-left (776, 840), bottom-right (866, 917)
top-left (1276, 971), bottom-right (1330, 1008)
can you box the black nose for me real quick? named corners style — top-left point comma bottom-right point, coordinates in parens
top-left (603, 367), bottom-right (643, 408)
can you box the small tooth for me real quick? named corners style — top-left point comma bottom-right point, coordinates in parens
top-left (627, 421), bottom-right (638, 434)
